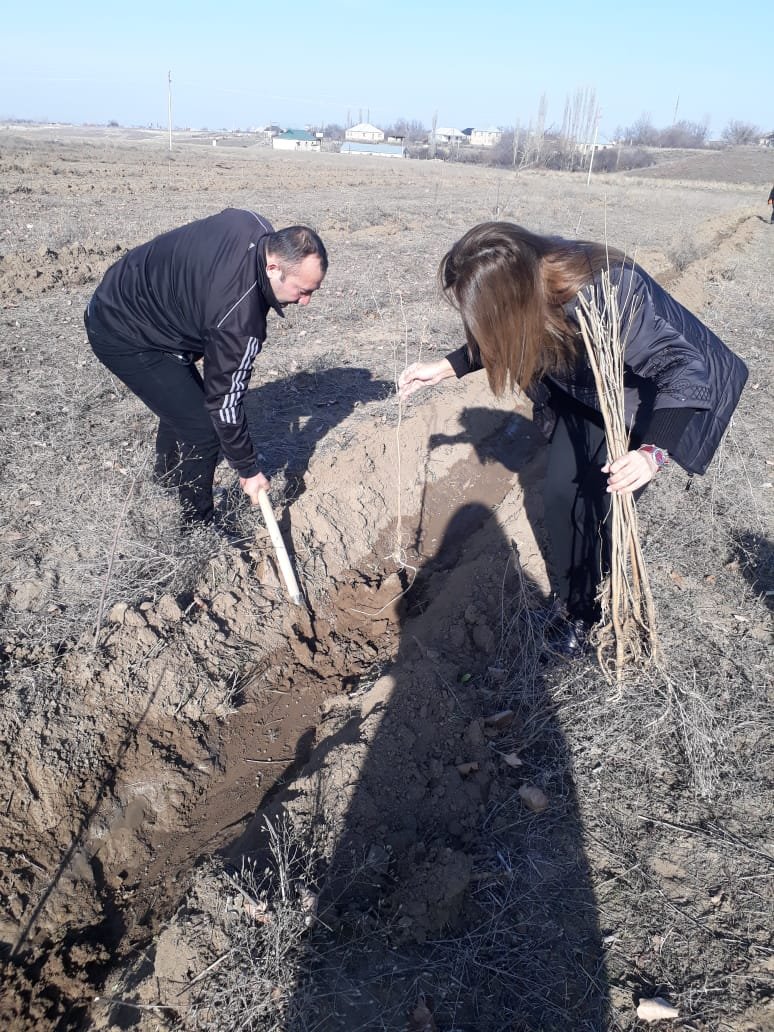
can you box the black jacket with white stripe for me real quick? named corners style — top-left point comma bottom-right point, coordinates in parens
top-left (88, 208), bottom-right (283, 478)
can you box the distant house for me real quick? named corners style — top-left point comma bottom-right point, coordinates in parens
top-left (387, 134), bottom-right (406, 145)
top-left (470, 126), bottom-right (503, 148)
top-left (433, 127), bottom-right (466, 145)
top-left (758, 132), bottom-right (774, 148)
top-left (272, 129), bottom-right (321, 152)
top-left (340, 141), bottom-right (406, 159)
top-left (345, 122), bottom-right (384, 143)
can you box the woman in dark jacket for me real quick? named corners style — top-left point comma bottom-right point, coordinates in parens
top-left (399, 222), bottom-right (748, 653)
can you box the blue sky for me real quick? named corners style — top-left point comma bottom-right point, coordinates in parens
top-left (1, 1), bottom-right (768, 139)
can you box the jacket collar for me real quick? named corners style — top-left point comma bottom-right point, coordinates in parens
top-left (256, 239), bottom-right (285, 319)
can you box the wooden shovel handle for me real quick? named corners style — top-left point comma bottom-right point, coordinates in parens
top-left (256, 489), bottom-right (303, 605)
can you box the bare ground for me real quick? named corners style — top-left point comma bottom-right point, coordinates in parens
top-left (0, 129), bottom-right (772, 1031)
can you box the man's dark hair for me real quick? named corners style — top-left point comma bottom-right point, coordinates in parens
top-left (266, 226), bottom-right (328, 274)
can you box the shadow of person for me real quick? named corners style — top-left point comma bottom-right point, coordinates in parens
top-left (226, 494), bottom-right (611, 1029)
top-left (242, 366), bottom-right (393, 491)
top-left (427, 405), bottom-right (537, 474)
top-left (417, 403), bottom-right (549, 594)
top-left (233, 366), bottom-right (393, 553)
top-left (731, 531), bottom-right (774, 611)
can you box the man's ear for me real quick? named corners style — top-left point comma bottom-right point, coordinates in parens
top-left (265, 256), bottom-right (283, 281)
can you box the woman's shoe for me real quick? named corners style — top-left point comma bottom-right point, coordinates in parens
top-left (544, 617), bottom-right (591, 660)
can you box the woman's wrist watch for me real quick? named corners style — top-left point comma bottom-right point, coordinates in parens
top-left (638, 444), bottom-right (669, 471)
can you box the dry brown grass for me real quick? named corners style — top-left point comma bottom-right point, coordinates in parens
top-left (1, 132), bottom-right (771, 1032)
top-left (182, 224), bottom-right (772, 1032)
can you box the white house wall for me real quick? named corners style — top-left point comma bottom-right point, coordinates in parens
top-left (272, 139), bottom-right (321, 150)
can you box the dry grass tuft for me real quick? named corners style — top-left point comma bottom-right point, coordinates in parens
top-left (181, 816), bottom-right (326, 1031)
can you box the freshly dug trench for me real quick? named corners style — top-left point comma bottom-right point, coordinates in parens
top-left (2, 378), bottom-right (542, 1027)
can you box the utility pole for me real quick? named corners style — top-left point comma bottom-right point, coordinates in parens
top-left (673, 95), bottom-right (680, 124)
top-left (167, 70), bottom-right (173, 151)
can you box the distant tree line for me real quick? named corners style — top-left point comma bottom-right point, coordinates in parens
top-left (412, 104), bottom-right (765, 174)
top-left (719, 120), bottom-right (762, 145)
top-left (74, 108), bottom-right (765, 173)
top-left (613, 114), bottom-right (761, 148)
top-left (614, 115), bottom-right (709, 148)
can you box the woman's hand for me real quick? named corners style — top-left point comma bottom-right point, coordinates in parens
top-left (398, 358), bottom-right (456, 400)
top-left (240, 471), bottom-right (271, 504)
top-left (602, 450), bottom-right (658, 494)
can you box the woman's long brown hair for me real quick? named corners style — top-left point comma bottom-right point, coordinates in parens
top-left (439, 222), bottom-right (626, 395)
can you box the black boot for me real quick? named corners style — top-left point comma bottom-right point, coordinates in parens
top-left (544, 617), bottom-right (591, 659)
top-left (540, 601), bottom-right (594, 660)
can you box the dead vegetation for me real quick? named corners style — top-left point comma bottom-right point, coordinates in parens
top-left (576, 273), bottom-right (661, 679)
top-left (117, 484), bottom-right (772, 1031)
top-left (0, 130), bottom-right (772, 1031)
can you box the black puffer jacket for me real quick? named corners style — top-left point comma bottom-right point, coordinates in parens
top-left (447, 263), bottom-right (747, 475)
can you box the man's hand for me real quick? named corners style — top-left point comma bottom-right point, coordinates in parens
top-left (602, 450), bottom-right (657, 494)
top-left (398, 358), bottom-right (456, 400)
top-left (240, 472), bottom-right (270, 504)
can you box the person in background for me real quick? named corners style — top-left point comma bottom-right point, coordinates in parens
top-left (399, 222), bottom-right (747, 655)
top-left (85, 208), bottom-right (327, 528)
top-left (768, 184), bottom-right (774, 223)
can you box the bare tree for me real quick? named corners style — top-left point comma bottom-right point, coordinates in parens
top-left (428, 110), bottom-right (438, 158)
top-left (617, 114), bottom-right (659, 147)
top-left (384, 118), bottom-right (426, 142)
top-left (660, 120), bottom-right (709, 148)
top-left (531, 93), bottom-right (548, 164)
top-left (512, 125), bottom-right (522, 167)
top-left (616, 114), bottom-right (709, 149)
top-left (492, 128), bottom-right (518, 167)
top-left (721, 119), bottom-right (760, 145)
top-left (560, 87), bottom-right (599, 169)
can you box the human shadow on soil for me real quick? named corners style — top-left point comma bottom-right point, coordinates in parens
top-left (427, 407), bottom-right (538, 475)
top-left (227, 489), bottom-right (611, 1029)
top-left (401, 406), bottom-right (543, 578)
top-left (415, 405), bottom-right (544, 567)
top-left (732, 530), bottom-right (774, 611)
top-left (242, 366), bottom-right (393, 486)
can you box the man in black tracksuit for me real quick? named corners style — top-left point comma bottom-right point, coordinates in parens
top-left (768, 184), bottom-right (774, 223)
top-left (85, 209), bottom-right (327, 526)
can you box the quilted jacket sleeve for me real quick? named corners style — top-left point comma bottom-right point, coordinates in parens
top-left (616, 265), bottom-right (714, 413)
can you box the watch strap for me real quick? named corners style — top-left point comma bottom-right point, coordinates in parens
top-left (639, 444), bottom-right (669, 470)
